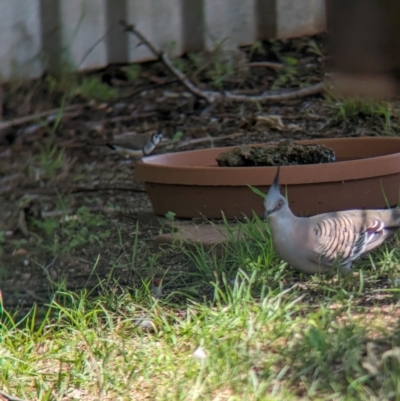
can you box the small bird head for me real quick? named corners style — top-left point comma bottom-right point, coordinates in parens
top-left (151, 132), bottom-right (163, 145)
top-left (264, 165), bottom-right (288, 219)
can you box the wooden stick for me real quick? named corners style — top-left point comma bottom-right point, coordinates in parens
top-left (0, 104), bottom-right (85, 131)
top-left (222, 83), bottom-right (324, 103)
top-left (247, 61), bottom-right (284, 70)
top-left (119, 21), bottom-right (324, 104)
top-left (175, 132), bottom-right (243, 148)
top-left (120, 21), bottom-right (216, 104)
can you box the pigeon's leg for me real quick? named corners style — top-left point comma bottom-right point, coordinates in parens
top-left (339, 263), bottom-right (352, 276)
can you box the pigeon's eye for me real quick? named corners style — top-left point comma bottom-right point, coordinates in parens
top-left (276, 200), bottom-right (283, 210)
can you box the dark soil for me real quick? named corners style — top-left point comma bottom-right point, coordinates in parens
top-left (215, 139), bottom-right (336, 166)
top-left (0, 33), bottom-right (398, 313)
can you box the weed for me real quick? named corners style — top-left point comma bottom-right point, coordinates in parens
top-left (307, 39), bottom-right (324, 58)
top-left (126, 64), bottom-right (141, 81)
top-left (206, 59), bottom-right (235, 88)
top-left (165, 211), bottom-right (176, 221)
top-left (326, 93), bottom-right (399, 135)
top-left (173, 57), bottom-right (190, 75)
top-left (44, 59), bottom-right (79, 99)
top-left (177, 41), bottom-right (246, 89)
top-left (74, 76), bottom-right (118, 102)
top-left (330, 96), bottom-right (391, 121)
top-left (249, 40), bottom-right (267, 59)
top-left (271, 56), bottom-right (299, 90)
top-left (172, 131), bottom-right (183, 142)
top-left (22, 99), bottom-right (73, 184)
top-left (30, 206), bottom-right (110, 256)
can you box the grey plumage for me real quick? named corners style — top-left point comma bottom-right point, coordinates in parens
top-left (264, 166), bottom-right (400, 274)
top-left (107, 132), bottom-right (163, 158)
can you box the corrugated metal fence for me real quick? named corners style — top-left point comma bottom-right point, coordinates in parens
top-left (0, 0), bottom-right (326, 81)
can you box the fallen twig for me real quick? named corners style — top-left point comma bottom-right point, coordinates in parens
top-left (6, 185), bottom-right (145, 198)
top-left (175, 132), bottom-right (243, 149)
top-left (119, 21), bottom-right (217, 104)
top-left (119, 79), bottom-right (178, 98)
top-left (221, 83), bottom-right (323, 102)
top-left (70, 185), bottom-right (145, 194)
top-left (119, 21), bottom-right (324, 104)
top-left (0, 104), bottom-right (85, 132)
top-left (247, 61), bottom-right (284, 70)
top-left (106, 111), bottom-right (157, 124)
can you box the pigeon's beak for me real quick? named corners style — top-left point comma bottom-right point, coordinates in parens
top-left (264, 206), bottom-right (276, 219)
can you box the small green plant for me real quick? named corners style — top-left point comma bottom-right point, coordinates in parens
top-left (126, 64), bottom-right (141, 81)
top-left (24, 99), bottom-right (69, 183)
top-left (271, 56), bottom-right (299, 89)
top-left (327, 93), bottom-right (397, 135)
top-left (249, 40), bottom-right (266, 58)
top-left (30, 206), bottom-right (110, 255)
top-left (187, 52), bottom-right (202, 69)
top-left (195, 38), bottom-right (242, 88)
top-left (206, 58), bottom-right (235, 88)
top-left (165, 211), bottom-right (176, 221)
top-left (44, 59), bottom-right (78, 98)
top-left (331, 96), bottom-right (391, 121)
top-left (74, 76), bottom-right (117, 101)
top-left (171, 131), bottom-right (183, 142)
top-left (307, 39), bottom-right (324, 58)
top-left (173, 57), bottom-right (190, 74)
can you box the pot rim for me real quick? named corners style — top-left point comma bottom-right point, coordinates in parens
top-left (135, 137), bottom-right (400, 186)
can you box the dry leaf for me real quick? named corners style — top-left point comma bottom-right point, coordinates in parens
top-left (287, 123), bottom-right (303, 132)
top-left (255, 115), bottom-right (284, 131)
top-left (13, 248), bottom-right (27, 256)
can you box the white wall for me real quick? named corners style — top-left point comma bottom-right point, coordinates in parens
top-left (0, 0), bottom-right (326, 80)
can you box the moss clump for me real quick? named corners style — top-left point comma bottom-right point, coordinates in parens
top-left (216, 140), bottom-right (336, 167)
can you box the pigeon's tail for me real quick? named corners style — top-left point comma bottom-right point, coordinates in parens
top-left (389, 207), bottom-right (400, 228)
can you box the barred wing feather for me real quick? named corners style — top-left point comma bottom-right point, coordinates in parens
top-left (310, 215), bottom-right (388, 267)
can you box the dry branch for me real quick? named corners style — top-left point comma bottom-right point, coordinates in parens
top-left (5, 185), bottom-right (145, 198)
top-left (247, 61), bottom-right (284, 70)
top-left (175, 132), bottom-right (243, 148)
top-left (0, 104), bottom-right (85, 132)
top-left (157, 133), bottom-right (243, 150)
top-left (106, 111), bottom-right (157, 124)
top-left (119, 21), bottom-right (216, 104)
top-left (222, 83), bottom-right (323, 102)
top-left (119, 21), bottom-right (324, 104)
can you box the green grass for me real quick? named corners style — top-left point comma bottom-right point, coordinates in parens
top-left (2, 214), bottom-right (400, 401)
top-left (125, 64), bottom-right (141, 81)
top-left (326, 93), bottom-right (400, 136)
top-left (29, 206), bottom-right (110, 257)
top-left (74, 76), bottom-right (118, 102)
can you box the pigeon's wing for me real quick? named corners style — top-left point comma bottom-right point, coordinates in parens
top-left (308, 213), bottom-right (390, 267)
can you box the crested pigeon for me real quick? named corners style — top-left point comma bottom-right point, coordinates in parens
top-left (264, 166), bottom-right (400, 274)
top-left (107, 132), bottom-right (163, 158)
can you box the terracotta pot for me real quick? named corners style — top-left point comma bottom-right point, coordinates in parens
top-left (135, 137), bottom-right (400, 219)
